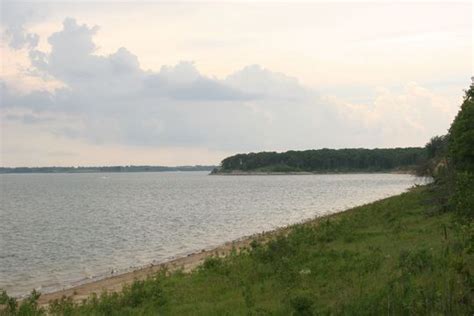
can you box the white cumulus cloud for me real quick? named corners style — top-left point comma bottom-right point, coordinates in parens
top-left (0, 17), bottom-right (463, 166)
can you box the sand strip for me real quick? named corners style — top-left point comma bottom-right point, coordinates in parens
top-left (36, 226), bottom-right (292, 306)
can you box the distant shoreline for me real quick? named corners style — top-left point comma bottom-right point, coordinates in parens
top-left (0, 166), bottom-right (216, 174)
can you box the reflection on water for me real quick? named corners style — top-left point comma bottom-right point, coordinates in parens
top-left (0, 172), bottom-right (428, 296)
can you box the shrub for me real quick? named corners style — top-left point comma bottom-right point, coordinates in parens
top-left (398, 249), bottom-right (434, 275)
top-left (289, 295), bottom-right (314, 316)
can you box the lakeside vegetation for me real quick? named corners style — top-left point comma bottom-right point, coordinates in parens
top-left (1, 84), bottom-right (472, 315)
top-left (0, 165), bottom-right (216, 174)
top-left (213, 147), bottom-right (426, 174)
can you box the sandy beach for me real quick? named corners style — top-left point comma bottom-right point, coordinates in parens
top-left (36, 226), bottom-right (292, 307)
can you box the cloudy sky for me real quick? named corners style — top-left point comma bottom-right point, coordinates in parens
top-left (0, 1), bottom-right (472, 167)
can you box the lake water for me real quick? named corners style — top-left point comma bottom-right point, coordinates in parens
top-left (0, 172), bottom-right (427, 296)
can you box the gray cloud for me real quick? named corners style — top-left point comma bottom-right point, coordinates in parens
top-left (1, 1), bottom-right (44, 49)
top-left (225, 64), bottom-right (311, 100)
top-left (144, 64), bottom-right (252, 101)
top-left (4, 113), bottom-right (54, 125)
top-left (1, 81), bottom-right (54, 110)
top-left (27, 19), bottom-right (251, 103)
top-left (6, 28), bottom-right (39, 50)
top-left (2, 19), bottom-right (269, 150)
top-left (2, 18), bottom-right (455, 153)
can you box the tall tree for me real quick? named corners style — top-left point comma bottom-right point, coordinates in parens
top-left (448, 81), bottom-right (474, 218)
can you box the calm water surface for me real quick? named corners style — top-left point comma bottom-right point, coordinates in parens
top-left (0, 172), bottom-right (427, 296)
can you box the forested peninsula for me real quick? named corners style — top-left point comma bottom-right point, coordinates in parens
top-left (212, 147), bottom-right (427, 174)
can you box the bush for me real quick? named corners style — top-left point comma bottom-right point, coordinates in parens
top-left (398, 249), bottom-right (434, 275)
top-left (290, 295), bottom-right (314, 316)
top-left (452, 172), bottom-right (474, 219)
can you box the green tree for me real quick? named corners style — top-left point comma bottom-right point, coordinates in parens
top-left (425, 135), bottom-right (448, 159)
top-left (448, 83), bottom-right (474, 218)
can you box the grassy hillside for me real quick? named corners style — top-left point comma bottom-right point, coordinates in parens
top-left (3, 185), bottom-right (472, 315)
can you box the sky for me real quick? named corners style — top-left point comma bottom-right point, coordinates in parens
top-left (0, 0), bottom-right (472, 167)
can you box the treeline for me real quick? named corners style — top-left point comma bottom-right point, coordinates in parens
top-left (216, 147), bottom-right (426, 173)
top-left (422, 83), bottom-right (474, 219)
top-left (0, 165), bottom-right (216, 174)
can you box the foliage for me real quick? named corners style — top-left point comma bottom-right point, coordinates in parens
top-left (416, 135), bottom-right (449, 177)
top-left (449, 86), bottom-right (474, 174)
top-left (218, 147), bottom-right (426, 173)
top-left (425, 135), bottom-right (449, 160)
top-left (0, 290), bottom-right (43, 316)
top-left (448, 84), bottom-right (474, 219)
top-left (451, 171), bottom-right (474, 219)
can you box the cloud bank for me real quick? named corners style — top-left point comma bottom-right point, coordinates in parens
top-left (1, 18), bottom-right (460, 165)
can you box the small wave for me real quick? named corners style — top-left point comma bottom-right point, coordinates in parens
top-left (0, 254), bottom-right (17, 259)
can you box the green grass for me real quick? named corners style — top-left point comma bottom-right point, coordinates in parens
top-left (2, 185), bottom-right (473, 315)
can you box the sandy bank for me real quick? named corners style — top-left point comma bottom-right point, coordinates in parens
top-left (37, 226), bottom-right (292, 307)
